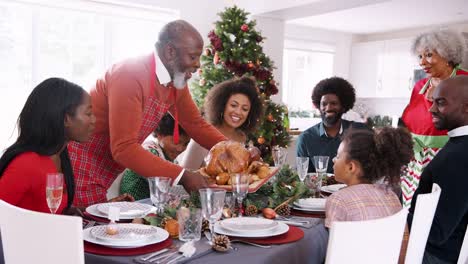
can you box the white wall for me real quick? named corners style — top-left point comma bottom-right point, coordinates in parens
top-left (253, 15), bottom-right (285, 104)
top-left (284, 24), bottom-right (354, 79)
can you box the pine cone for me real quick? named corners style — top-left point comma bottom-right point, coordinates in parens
top-left (212, 234), bottom-right (231, 252)
top-left (202, 219), bottom-right (210, 232)
top-left (275, 203), bottom-right (291, 217)
top-left (245, 205), bottom-right (258, 216)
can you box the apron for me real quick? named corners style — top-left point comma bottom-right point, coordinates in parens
top-left (69, 56), bottom-right (172, 207)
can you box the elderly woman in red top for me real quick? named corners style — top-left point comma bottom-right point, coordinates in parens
top-left (0, 78), bottom-right (95, 214)
top-left (401, 30), bottom-right (468, 207)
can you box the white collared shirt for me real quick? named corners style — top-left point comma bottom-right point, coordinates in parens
top-left (154, 52), bottom-right (171, 86)
top-left (447, 125), bottom-right (468, 137)
top-left (153, 52), bottom-right (185, 185)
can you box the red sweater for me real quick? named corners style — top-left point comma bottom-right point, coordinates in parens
top-left (0, 152), bottom-right (68, 214)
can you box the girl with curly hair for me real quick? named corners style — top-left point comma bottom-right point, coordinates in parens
top-left (401, 29), bottom-right (468, 207)
top-left (180, 76), bottom-right (263, 169)
top-left (325, 127), bottom-right (414, 228)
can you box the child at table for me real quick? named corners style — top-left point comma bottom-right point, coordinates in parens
top-left (119, 113), bottom-right (190, 200)
top-left (325, 127), bottom-right (413, 227)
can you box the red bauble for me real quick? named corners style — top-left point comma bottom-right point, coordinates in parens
top-left (267, 114), bottom-right (274, 122)
top-left (241, 24), bottom-right (249, 32)
top-left (257, 136), bottom-right (266, 144)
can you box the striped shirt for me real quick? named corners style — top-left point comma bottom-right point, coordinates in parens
top-left (325, 184), bottom-right (401, 228)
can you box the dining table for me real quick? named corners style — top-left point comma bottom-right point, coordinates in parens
top-left (84, 219), bottom-right (329, 264)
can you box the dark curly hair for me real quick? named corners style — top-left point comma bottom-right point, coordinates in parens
top-left (311, 77), bottom-right (356, 112)
top-left (342, 127), bottom-right (413, 187)
top-left (154, 113), bottom-right (187, 137)
top-left (204, 76), bottom-right (264, 133)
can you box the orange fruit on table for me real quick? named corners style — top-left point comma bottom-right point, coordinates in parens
top-left (164, 219), bottom-right (179, 238)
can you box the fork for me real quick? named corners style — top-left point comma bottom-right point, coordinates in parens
top-left (230, 240), bottom-right (271, 248)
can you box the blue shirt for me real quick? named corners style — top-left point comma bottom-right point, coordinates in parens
top-left (296, 119), bottom-right (368, 173)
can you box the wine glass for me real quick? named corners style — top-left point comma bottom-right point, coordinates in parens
top-left (272, 145), bottom-right (288, 168)
top-left (147, 177), bottom-right (172, 214)
top-left (296, 157), bottom-right (309, 183)
top-left (313, 156), bottom-right (329, 193)
top-left (46, 173), bottom-right (64, 214)
top-left (231, 173), bottom-right (250, 217)
top-left (199, 188), bottom-right (226, 241)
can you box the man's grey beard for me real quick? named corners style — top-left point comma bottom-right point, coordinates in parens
top-left (172, 71), bottom-right (186, 89)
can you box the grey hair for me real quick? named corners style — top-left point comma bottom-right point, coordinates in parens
top-left (155, 20), bottom-right (200, 50)
top-left (411, 30), bottom-right (464, 67)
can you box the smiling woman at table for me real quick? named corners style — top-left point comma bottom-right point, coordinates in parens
top-left (0, 78), bottom-right (95, 215)
top-left (325, 127), bottom-right (413, 227)
top-left (180, 76), bottom-right (263, 170)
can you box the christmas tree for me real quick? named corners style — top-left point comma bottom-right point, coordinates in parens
top-left (190, 6), bottom-right (291, 164)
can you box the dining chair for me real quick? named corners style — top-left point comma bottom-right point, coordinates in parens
top-left (405, 183), bottom-right (441, 264)
top-left (325, 208), bottom-right (408, 264)
top-left (0, 200), bottom-right (84, 264)
top-left (458, 226), bottom-right (468, 264)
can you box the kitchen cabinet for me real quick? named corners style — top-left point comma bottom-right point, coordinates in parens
top-left (350, 38), bottom-right (418, 98)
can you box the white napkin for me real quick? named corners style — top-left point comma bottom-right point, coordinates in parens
top-left (180, 241), bottom-right (196, 257)
top-left (295, 198), bottom-right (326, 209)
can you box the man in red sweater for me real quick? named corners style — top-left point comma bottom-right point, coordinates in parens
top-left (68, 20), bottom-right (227, 207)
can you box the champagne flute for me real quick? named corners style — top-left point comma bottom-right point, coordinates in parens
top-left (231, 173), bottom-right (250, 217)
top-left (199, 188), bottom-right (226, 242)
top-left (313, 156), bottom-right (329, 193)
top-left (296, 157), bottom-right (309, 183)
top-left (46, 173), bottom-right (64, 214)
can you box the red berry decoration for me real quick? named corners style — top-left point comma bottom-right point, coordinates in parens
top-left (241, 24), bottom-right (249, 32)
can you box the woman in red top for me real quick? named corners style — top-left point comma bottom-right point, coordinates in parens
top-left (0, 78), bottom-right (95, 214)
top-left (401, 30), bottom-right (468, 207)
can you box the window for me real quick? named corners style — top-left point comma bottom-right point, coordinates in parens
top-left (0, 0), bottom-right (178, 150)
top-left (282, 40), bottom-right (335, 130)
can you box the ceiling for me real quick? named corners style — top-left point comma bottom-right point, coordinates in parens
top-left (235, 0), bottom-right (468, 34)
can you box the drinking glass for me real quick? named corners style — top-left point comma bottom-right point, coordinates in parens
top-left (231, 173), bottom-right (250, 217)
top-left (223, 192), bottom-right (235, 218)
top-left (272, 145), bottom-right (288, 168)
top-left (313, 156), bottom-right (329, 194)
top-left (46, 173), bottom-right (64, 214)
top-left (147, 177), bottom-right (172, 215)
top-left (296, 157), bottom-right (309, 182)
top-left (305, 173), bottom-right (322, 198)
top-left (177, 207), bottom-right (202, 242)
top-left (199, 188), bottom-right (226, 238)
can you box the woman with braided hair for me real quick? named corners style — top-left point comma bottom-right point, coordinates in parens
top-left (325, 127), bottom-right (414, 228)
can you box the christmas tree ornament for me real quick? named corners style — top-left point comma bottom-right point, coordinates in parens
top-left (204, 48), bottom-right (212, 56)
top-left (213, 52), bottom-right (220, 65)
top-left (241, 24), bottom-right (249, 32)
top-left (267, 114), bottom-right (274, 122)
top-left (199, 78), bottom-right (206, 86)
top-left (247, 61), bottom-right (254, 69)
top-left (212, 235), bottom-right (231, 252)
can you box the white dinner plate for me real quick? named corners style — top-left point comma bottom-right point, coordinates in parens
top-left (321, 184), bottom-right (347, 194)
top-left (83, 225), bottom-right (168, 248)
top-left (292, 206), bottom-right (325, 212)
top-left (90, 223), bottom-right (159, 243)
top-left (97, 202), bottom-right (153, 217)
top-left (85, 203), bottom-right (155, 220)
top-left (219, 217), bottom-right (278, 234)
top-left (293, 198), bottom-right (326, 210)
top-left (214, 221), bottom-right (289, 238)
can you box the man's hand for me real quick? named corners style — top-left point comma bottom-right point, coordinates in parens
top-left (109, 193), bottom-right (135, 203)
top-left (179, 170), bottom-right (208, 194)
